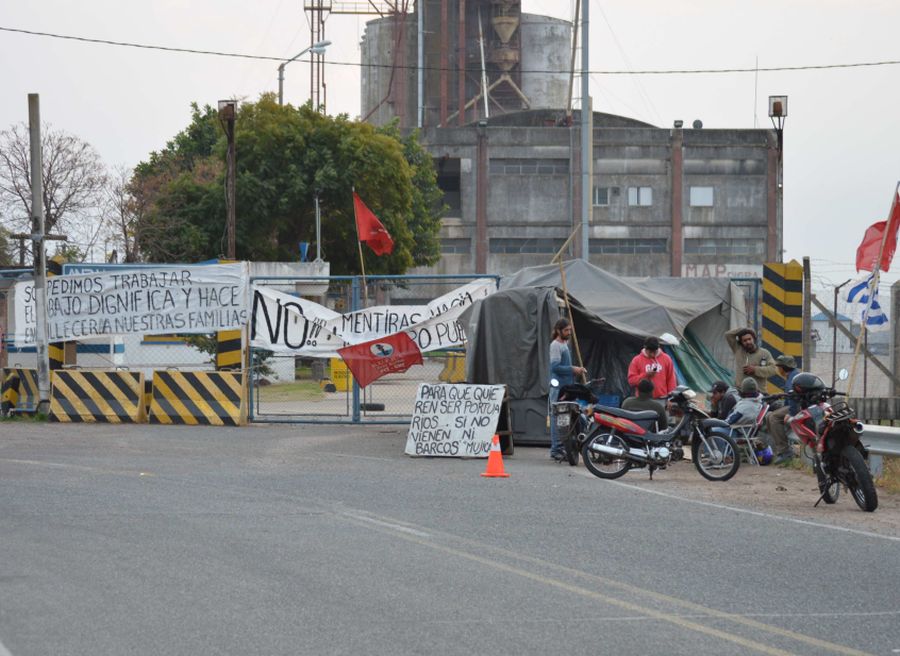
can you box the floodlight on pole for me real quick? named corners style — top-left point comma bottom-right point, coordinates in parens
top-left (278, 40), bottom-right (332, 105)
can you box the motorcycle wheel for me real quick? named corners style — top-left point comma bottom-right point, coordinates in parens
top-left (564, 430), bottom-right (580, 466)
top-left (841, 445), bottom-right (878, 512)
top-left (813, 458), bottom-right (839, 504)
top-left (582, 434), bottom-right (630, 479)
top-left (692, 433), bottom-right (740, 482)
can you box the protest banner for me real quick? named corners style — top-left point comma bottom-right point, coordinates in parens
top-left (12, 263), bottom-right (249, 344)
top-left (404, 383), bottom-right (505, 457)
top-left (250, 278), bottom-right (495, 357)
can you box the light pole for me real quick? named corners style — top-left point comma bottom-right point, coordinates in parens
top-left (833, 278), bottom-right (851, 383)
top-left (278, 40), bottom-right (331, 106)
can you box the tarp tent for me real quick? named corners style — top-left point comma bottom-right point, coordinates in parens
top-left (464, 260), bottom-right (746, 444)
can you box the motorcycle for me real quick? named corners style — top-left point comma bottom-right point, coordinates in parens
top-left (549, 377), bottom-right (606, 466)
top-left (773, 369), bottom-right (877, 512)
top-left (580, 385), bottom-right (741, 481)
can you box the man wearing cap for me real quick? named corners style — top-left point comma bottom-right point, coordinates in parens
top-left (627, 336), bottom-right (677, 400)
top-left (766, 354), bottom-right (800, 464)
top-left (725, 377), bottom-right (764, 427)
top-left (724, 327), bottom-right (777, 391)
top-left (708, 380), bottom-right (739, 420)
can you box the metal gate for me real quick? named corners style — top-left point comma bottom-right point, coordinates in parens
top-left (248, 274), bottom-right (499, 424)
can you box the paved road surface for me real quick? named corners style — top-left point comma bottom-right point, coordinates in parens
top-left (0, 422), bottom-right (897, 655)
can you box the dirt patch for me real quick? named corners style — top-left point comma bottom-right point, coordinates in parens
top-left (614, 458), bottom-right (900, 539)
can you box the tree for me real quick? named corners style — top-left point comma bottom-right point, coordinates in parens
top-left (0, 226), bottom-right (13, 266)
top-left (132, 95), bottom-right (444, 273)
top-left (0, 123), bottom-right (107, 254)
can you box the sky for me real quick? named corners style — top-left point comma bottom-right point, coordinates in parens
top-left (2, 0), bottom-right (900, 302)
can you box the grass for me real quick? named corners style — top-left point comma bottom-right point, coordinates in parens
top-left (774, 448), bottom-right (900, 495)
top-left (254, 381), bottom-right (325, 402)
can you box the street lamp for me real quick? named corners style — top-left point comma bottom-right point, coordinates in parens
top-left (277, 40), bottom-right (331, 105)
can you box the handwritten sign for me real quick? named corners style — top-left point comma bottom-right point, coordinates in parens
top-left (12, 263), bottom-right (249, 343)
top-left (404, 383), bottom-right (505, 458)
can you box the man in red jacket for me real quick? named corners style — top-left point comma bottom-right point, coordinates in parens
top-left (627, 336), bottom-right (676, 400)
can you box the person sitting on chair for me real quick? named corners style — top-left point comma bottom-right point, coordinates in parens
top-left (725, 377), bottom-right (764, 427)
top-left (622, 378), bottom-right (668, 432)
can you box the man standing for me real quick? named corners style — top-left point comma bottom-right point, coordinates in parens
top-left (548, 318), bottom-right (586, 461)
top-left (724, 327), bottom-right (777, 391)
top-left (766, 354), bottom-right (800, 464)
top-left (627, 336), bottom-right (676, 399)
top-left (622, 379), bottom-right (668, 432)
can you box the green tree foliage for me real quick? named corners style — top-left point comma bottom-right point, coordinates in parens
top-left (133, 95), bottom-right (443, 273)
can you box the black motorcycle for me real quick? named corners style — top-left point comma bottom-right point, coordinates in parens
top-left (549, 378), bottom-right (605, 466)
top-left (581, 386), bottom-right (741, 481)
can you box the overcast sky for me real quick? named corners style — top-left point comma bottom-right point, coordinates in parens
top-left (2, 0), bottom-right (899, 299)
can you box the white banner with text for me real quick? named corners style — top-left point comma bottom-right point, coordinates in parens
top-left (12, 263), bottom-right (249, 344)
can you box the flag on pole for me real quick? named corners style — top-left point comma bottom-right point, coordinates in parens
top-left (337, 332), bottom-right (423, 388)
top-left (846, 273), bottom-right (890, 332)
top-left (353, 192), bottom-right (394, 256)
top-left (856, 186), bottom-right (900, 272)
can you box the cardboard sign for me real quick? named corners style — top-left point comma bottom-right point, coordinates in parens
top-left (405, 383), bottom-right (505, 458)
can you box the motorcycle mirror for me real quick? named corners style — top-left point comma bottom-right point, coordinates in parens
top-left (659, 332), bottom-right (680, 346)
top-left (837, 368), bottom-right (849, 381)
top-left (550, 378), bottom-right (560, 388)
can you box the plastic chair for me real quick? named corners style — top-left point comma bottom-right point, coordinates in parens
top-left (729, 403), bottom-right (770, 466)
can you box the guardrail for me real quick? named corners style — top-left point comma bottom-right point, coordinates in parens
top-left (860, 424), bottom-right (900, 458)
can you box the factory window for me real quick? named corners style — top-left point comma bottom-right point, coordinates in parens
top-left (440, 238), bottom-right (471, 254)
top-left (627, 186), bottom-right (653, 206)
top-left (593, 186), bottom-right (616, 206)
top-left (684, 238), bottom-right (765, 256)
top-left (435, 157), bottom-right (461, 215)
top-left (490, 158), bottom-right (569, 175)
top-left (689, 186), bottom-right (715, 207)
top-left (489, 238), bottom-right (567, 254)
top-left (592, 238), bottom-right (668, 254)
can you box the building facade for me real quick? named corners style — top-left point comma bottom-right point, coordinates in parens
top-left (360, 3), bottom-right (783, 278)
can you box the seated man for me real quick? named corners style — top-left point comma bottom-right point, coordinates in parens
top-left (708, 380), bottom-right (739, 420)
top-left (622, 378), bottom-right (668, 432)
top-left (725, 377), bottom-right (764, 427)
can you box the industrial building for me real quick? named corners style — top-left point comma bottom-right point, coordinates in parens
top-left (353, 0), bottom-right (784, 278)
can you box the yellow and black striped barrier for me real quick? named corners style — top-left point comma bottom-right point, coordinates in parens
top-left (216, 329), bottom-right (243, 370)
top-left (49, 342), bottom-right (65, 371)
top-left (1, 368), bottom-right (39, 415)
top-left (48, 370), bottom-right (146, 423)
top-left (149, 370), bottom-right (247, 426)
top-left (762, 261), bottom-right (803, 391)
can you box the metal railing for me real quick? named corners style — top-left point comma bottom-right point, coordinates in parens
top-left (860, 425), bottom-right (900, 457)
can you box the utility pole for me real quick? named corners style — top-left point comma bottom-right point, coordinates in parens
top-left (27, 94), bottom-right (50, 412)
top-left (580, 0), bottom-right (591, 261)
top-left (218, 100), bottom-right (237, 259)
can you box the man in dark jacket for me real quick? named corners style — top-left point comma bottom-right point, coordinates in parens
top-left (622, 378), bottom-right (668, 432)
top-left (709, 380), bottom-right (739, 420)
top-left (766, 354), bottom-right (800, 464)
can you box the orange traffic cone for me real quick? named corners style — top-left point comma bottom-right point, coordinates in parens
top-left (481, 434), bottom-right (510, 478)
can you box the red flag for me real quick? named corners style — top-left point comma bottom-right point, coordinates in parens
top-left (857, 187), bottom-right (900, 272)
top-left (337, 332), bottom-right (423, 388)
top-left (353, 192), bottom-right (394, 256)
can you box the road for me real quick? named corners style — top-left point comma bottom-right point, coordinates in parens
top-left (0, 422), bottom-right (898, 656)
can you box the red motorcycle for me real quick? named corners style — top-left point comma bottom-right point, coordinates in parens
top-left (779, 371), bottom-right (877, 512)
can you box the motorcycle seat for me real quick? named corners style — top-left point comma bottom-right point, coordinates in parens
top-left (594, 405), bottom-right (659, 424)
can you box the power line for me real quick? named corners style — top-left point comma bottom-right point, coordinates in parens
top-left (3, 25), bottom-right (900, 76)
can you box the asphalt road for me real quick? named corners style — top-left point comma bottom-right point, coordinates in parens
top-left (0, 422), bottom-right (898, 656)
